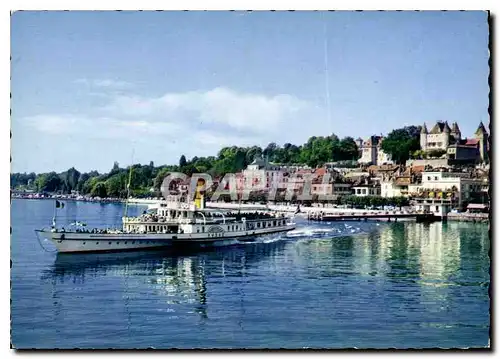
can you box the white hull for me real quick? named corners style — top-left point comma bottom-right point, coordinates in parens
top-left (36, 224), bottom-right (295, 253)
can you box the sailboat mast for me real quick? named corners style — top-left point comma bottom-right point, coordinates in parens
top-left (124, 165), bottom-right (133, 218)
top-left (52, 201), bottom-right (57, 228)
top-left (123, 149), bottom-right (135, 218)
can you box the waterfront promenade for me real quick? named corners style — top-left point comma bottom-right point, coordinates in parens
top-left (11, 195), bottom-right (488, 223)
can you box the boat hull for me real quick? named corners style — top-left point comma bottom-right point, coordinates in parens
top-left (36, 224), bottom-right (295, 253)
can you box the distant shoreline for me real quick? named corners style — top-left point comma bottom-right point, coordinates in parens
top-left (10, 194), bottom-right (143, 204)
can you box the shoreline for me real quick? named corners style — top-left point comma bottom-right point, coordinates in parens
top-left (11, 195), bottom-right (126, 204)
top-left (10, 196), bottom-right (489, 222)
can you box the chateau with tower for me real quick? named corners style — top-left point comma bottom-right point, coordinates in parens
top-left (420, 121), bottom-right (489, 163)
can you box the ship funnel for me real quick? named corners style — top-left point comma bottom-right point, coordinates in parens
top-left (194, 178), bottom-right (206, 210)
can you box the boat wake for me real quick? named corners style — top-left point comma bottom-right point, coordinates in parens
top-left (244, 222), bottom-right (374, 245)
top-left (286, 226), bottom-right (359, 238)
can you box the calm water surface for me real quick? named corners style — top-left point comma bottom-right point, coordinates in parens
top-left (11, 199), bottom-right (490, 349)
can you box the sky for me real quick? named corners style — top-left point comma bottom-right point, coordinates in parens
top-left (10, 11), bottom-right (490, 174)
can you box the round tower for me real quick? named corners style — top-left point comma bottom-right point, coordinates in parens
top-left (420, 123), bottom-right (428, 151)
top-left (475, 121), bottom-right (489, 163)
top-left (443, 121), bottom-right (451, 148)
top-left (451, 122), bottom-right (461, 142)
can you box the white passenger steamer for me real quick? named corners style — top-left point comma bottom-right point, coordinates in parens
top-left (36, 194), bottom-right (295, 253)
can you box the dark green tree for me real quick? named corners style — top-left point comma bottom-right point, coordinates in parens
top-left (245, 146), bottom-right (263, 164)
top-left (91, 182), bottom-right (107, 198)
top-left (380, 126), bottom-right (421, 164)
top-left (339, 137), bottom-right (359, 161)
top-left (179, 155), bottom-right (187, 168)
top-left (34, 172), bottom-right (62, 193)
top-left (427, 149), bottom-right (447, 159)
top-left (61, 167), bottom-right (81, 193)
top-left (109, 161), bottom-right (120, 176)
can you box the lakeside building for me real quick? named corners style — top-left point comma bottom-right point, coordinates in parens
top-left (352, 177), bottom-right (381, 197)
top-left (332, 183), bottom-right (354, 197)
top-left (408, 170), bottom-right (487, 210)
top-left (242, 156), bottom-right (283, 190)
top-left (418, 121), bottom-right (489, 165)
top-left (355, 138), bottom-right (364, 158)
top-left (357, 135), bottom-right (394, 166)
top-left (380, 166), bottom-right (423, 198)
top-left (231, 159), bottom-right (360, 200)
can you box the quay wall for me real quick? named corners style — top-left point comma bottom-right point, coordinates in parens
top-left (447, 212), bottom-right (489, 223)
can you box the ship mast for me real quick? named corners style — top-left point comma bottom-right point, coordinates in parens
top-left (123, 150), bottom-right (134, 218)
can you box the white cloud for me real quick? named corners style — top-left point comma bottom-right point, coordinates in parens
top-left (74, 78), bottom-right (133, 89)
top-left (21, 115), bottom-right (182, 140)
top-left (102, 87), bottom-right (316, 135)
top-left (15, 87), bottom-right (326, 169)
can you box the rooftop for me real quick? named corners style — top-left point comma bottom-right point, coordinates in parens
top-left (429, 121), bottom-right (451, 134)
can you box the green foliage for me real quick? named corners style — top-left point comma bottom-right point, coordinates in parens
top-left (245, 146), bottom-right (263, 164)
top-left (109, 161), bottom-right (120, 176)
top-left (426, 149), bottom-right (447, 159)
top-left (105, 173), bottom-right (127, 197)
top-left (10, 172), bottom-right (36, 189)
top-left (411, 149), bottom-right (427, 159)
top-left (60, 167), bottom-right (81, 193)
top-left (82, 176), bottom-right (101, 195)
top-left (9, 132), bottom-right (375, 199)
top-left (34, 172), bottom-right (62, 193)
top-left (90, 182), bottom-right (107, 198)
top-left (381, 126), bottom-right (421, 164)
top-left (179, 155), bottom-right (187, 168)
top-left (338, 195), bottom-right (409, 208)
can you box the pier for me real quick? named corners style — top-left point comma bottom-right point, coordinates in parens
top-left (307, 211), bottom-right (438, 223)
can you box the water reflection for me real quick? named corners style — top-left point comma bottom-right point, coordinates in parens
top-left (419, 222), bottom-right (461, 285)
top-left (38, 222), bottom-right (489, 332)
top-left (14, 200), bottom-right (491, 348)
top-left (40, 241), bottom-right (291, 320)
top-left (286, 221), bottom-right (489, 287)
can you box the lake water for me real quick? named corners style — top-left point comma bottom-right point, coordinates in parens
top-left (10, 199), bottom-right (490, 349)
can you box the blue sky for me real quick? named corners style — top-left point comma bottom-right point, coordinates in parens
top-left (11, 11), bottom-right (489, 173)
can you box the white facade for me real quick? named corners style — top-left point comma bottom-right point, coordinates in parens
top-left (352, 186), bottom-right (381, 197)
top-left (333, 183), bottom-right (353, 196)
top-left (242, 156), bottom-right (282, 189)
top-left (358, 135), bottom-right (392, 165)
top-left (358, 145), bottom-right (377, 164)
top-left (413, 171), bottom-right (485, 208)
top-left (421, 132), bottom-right (450, 151)
top-left (381, 181), bottom-right (406, 198)
top-left (413, 198), bottom-right (453, 217)
top-left (377, 149), bottom-right (393, 165)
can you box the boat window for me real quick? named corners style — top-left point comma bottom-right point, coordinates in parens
top-left (202, 226), bottom-right (205, 232)
top-left (273, 221), bottom-right (276, 226)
